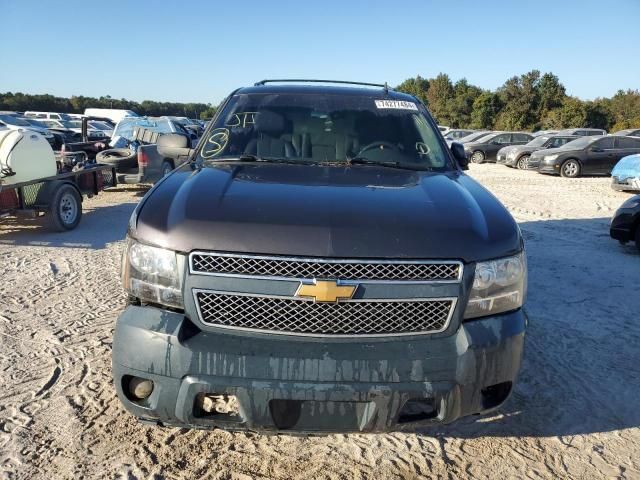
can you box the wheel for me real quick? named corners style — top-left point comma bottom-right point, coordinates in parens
top-left (48, 184), bottom-right (82, 231)
top-left (96, 148), bottom-right (138, 170)
top-left (517, 155), bottom-right (530, 170)
top-left (560, 159), bottom-right (580, 178)
top-left (470, 151), bottom-right (485, 164)
top-left (161, 160), bottom-right (174, 177)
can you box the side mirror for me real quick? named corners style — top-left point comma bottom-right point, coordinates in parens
top-left (451, 142), bottom-right (469, 170)
top-left (157, 133), bottom-right (194, 160)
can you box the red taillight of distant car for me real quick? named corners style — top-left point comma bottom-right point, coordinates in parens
top-left (138, 150), bottom-right (149, 167)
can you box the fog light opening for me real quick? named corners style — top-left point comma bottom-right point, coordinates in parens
top-left (126, 376), bottom-right (154, 400)
top-left (398, 398), bottom-right (438, 424)
top-left (194, 393), bottom-right (242, 421)
top-left (481, 381), bottom-right (512, 410)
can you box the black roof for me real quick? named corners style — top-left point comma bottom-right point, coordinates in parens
top-left (236, 83), bottom-right (417, 101)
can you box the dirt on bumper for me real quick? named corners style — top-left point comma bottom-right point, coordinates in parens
top-left (112, 306), bottom-right (526, 434)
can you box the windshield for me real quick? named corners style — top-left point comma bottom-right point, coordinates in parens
top-left (527, 136), bottom-right (549, 147)
top-left (197, 93), bottom-right (452, 170)
top-left (558, 136), bottom-right (592, 149)
top-left (459, 131), bottom-right (490, 143)
top-left (0, 115), bottom-right (31, 127)
top-left (113, 117), bottom-right (173, 140)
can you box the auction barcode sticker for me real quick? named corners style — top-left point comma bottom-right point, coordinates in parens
top-left (374, 100), bottom-right (418, 111)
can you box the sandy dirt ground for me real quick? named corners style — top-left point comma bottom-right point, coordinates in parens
top-left (1, 164), bottom-right (639, 480)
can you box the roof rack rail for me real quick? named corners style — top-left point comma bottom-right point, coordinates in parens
top-left (254, 79), bottom-right (391, 92)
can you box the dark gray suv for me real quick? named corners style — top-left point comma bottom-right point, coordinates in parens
top-left (112, 80), bottom-right (527, 434)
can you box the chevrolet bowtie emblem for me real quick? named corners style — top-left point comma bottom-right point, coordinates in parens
top-left (295, 280), bottom-right (357, 303)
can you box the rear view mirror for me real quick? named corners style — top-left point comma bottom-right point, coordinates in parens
top-left (451, 142), bottom-right (469, 170)
top-left (157, 133), bottom-right (193, 160)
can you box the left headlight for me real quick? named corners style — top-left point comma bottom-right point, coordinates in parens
top-left (543, 154), bottom-right (558, 161)
top-left (122, 237), bottom-right (183, 308)
top-left (464, 252), bottom-right (527, 320)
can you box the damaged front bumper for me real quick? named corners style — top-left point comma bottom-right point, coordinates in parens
top-left (112, 305), bottom-right (526, 434)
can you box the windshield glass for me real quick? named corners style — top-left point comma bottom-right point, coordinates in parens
top-left (461, 131), bottom-right (492, 143)
top-left (0, 115), bottom-right (31, 127)
top-left (113, 117), bottom-right (173, 140)
top-left (197, 93), bottom-right (452, 170)
top-left (558, 136), bottom-right (592, 149)
top-left (527, 136), bottom-right (549, 147)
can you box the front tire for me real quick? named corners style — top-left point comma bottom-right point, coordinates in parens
top-left (48, 184), bottom-right (82, 231)
top-left (470, 151), bottom-right (485, 164)
top-left (517, 155), bottom-right (530, 170)
top-left (560, 159), bottom-right (581, 178)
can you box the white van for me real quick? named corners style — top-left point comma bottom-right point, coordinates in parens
top-left (24, 111), bottom-right (73, 121)
top-left (84, 108), bottom-right (140, 123)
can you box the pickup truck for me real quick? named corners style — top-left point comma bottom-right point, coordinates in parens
top-left (112, 80), bottom-right (527, 434)
top-left (96, 117), bottom-right (195, 184)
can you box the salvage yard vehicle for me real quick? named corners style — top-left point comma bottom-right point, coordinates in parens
top-left (613, 128), bottom-right (640, 138)
top-left (611, 154), bottom-right (640, 191)
top-left (464, 131), bottom-right (533, 163)
top-left (96, 117), bottom-right (192, 184)
top-left (496, 134), bottom-right (578, 169)
top-left (112, 79), bottom-right (528, 434)
top-left (0, 128), bottom-right (116, 231)
top-left (534, 135), bottom-right (640, 178)
top-left (610, 194), bottom-right (640, 251)
top-left (0, 112), bottom-right (56, 147)
top-left (556, 127), bottom-right (606, 136)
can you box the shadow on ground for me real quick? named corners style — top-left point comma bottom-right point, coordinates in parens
top-left (425, 216), bottom-right (640, 439)
top-left (0, 200), bottom-right (138, 249)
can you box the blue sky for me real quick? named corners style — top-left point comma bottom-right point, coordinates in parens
top-left (1, 0), bottom-right (638, 104)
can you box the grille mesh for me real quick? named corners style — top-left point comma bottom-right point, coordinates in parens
top-left (195, 292), bottom-right (453, 335)
top-left (191, 253), bottom-right (460, 281)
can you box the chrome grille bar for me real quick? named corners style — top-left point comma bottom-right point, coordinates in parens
top-left (190, 252), bottom-right (462, 282)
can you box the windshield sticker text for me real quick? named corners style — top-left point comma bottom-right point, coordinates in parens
top-left (374, 100), bottom-right (418, 111)
top-left (201, 128), bottom-right (229, 158)
top-left (226, 112), bottom-right (256, 128)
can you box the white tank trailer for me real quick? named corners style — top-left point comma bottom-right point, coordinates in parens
top-left (0, 129), bottom-right (57, 185)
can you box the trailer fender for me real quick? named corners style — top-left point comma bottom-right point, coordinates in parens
top-left (35, 180), bottom-right (83, 206)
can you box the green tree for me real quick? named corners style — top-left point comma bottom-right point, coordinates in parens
top-left (426, 73), bottom-right (454, 125)
top-left (395, 76), bottom-right (429, 104)
top-left (470, 91), bottom-right (501, 129)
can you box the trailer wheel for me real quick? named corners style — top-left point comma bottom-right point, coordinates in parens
top-left (48, 184), bottom-right (82, 231)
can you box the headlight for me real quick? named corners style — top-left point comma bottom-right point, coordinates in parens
top-left (464, 252), bottom-right (527, 320)
top-left (506, 151), bottom-right (517, 160)
top-left (543, 154), bottom-right (558, 161)
top-left (122, 237), bottom-right (183, 308)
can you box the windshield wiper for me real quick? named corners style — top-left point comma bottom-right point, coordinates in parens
top-left (346, 157), bottom-right (431, 171)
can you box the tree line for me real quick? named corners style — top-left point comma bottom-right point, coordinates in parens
top-left (0, 92), bottom-right (218, 120)
top-left (2, 72), bottom-right (639, 131)
top-left (396, 71), bottom-right (640, 132)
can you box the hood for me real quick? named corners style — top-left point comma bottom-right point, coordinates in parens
top-left (133, 163), bottom-right (521, 262)
top-left (530, 145), bottom-right (577, 157)
top-left (498, 145), bottom-right (519, 155)
top-left (505, 144), bottom-right (543, 155)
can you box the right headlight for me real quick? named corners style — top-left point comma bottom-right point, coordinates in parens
top-left (464, 252), bottom-right (527, 320)
top-left (121, 237), bottom-right (183, 308)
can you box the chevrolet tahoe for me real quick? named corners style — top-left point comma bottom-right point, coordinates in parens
top-left (112, 80), bottom-right (527, 434)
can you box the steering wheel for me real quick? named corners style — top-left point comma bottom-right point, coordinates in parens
top-left (357, 141), bottom-right (400, 156)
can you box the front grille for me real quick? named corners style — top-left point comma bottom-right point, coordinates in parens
top-left (191, 253), bottom-right (461, 281)
top-left (195, 291), bottom-right (454, 336)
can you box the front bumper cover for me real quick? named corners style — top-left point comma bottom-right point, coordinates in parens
top-left (112, 305), bottom-right (526, 434)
